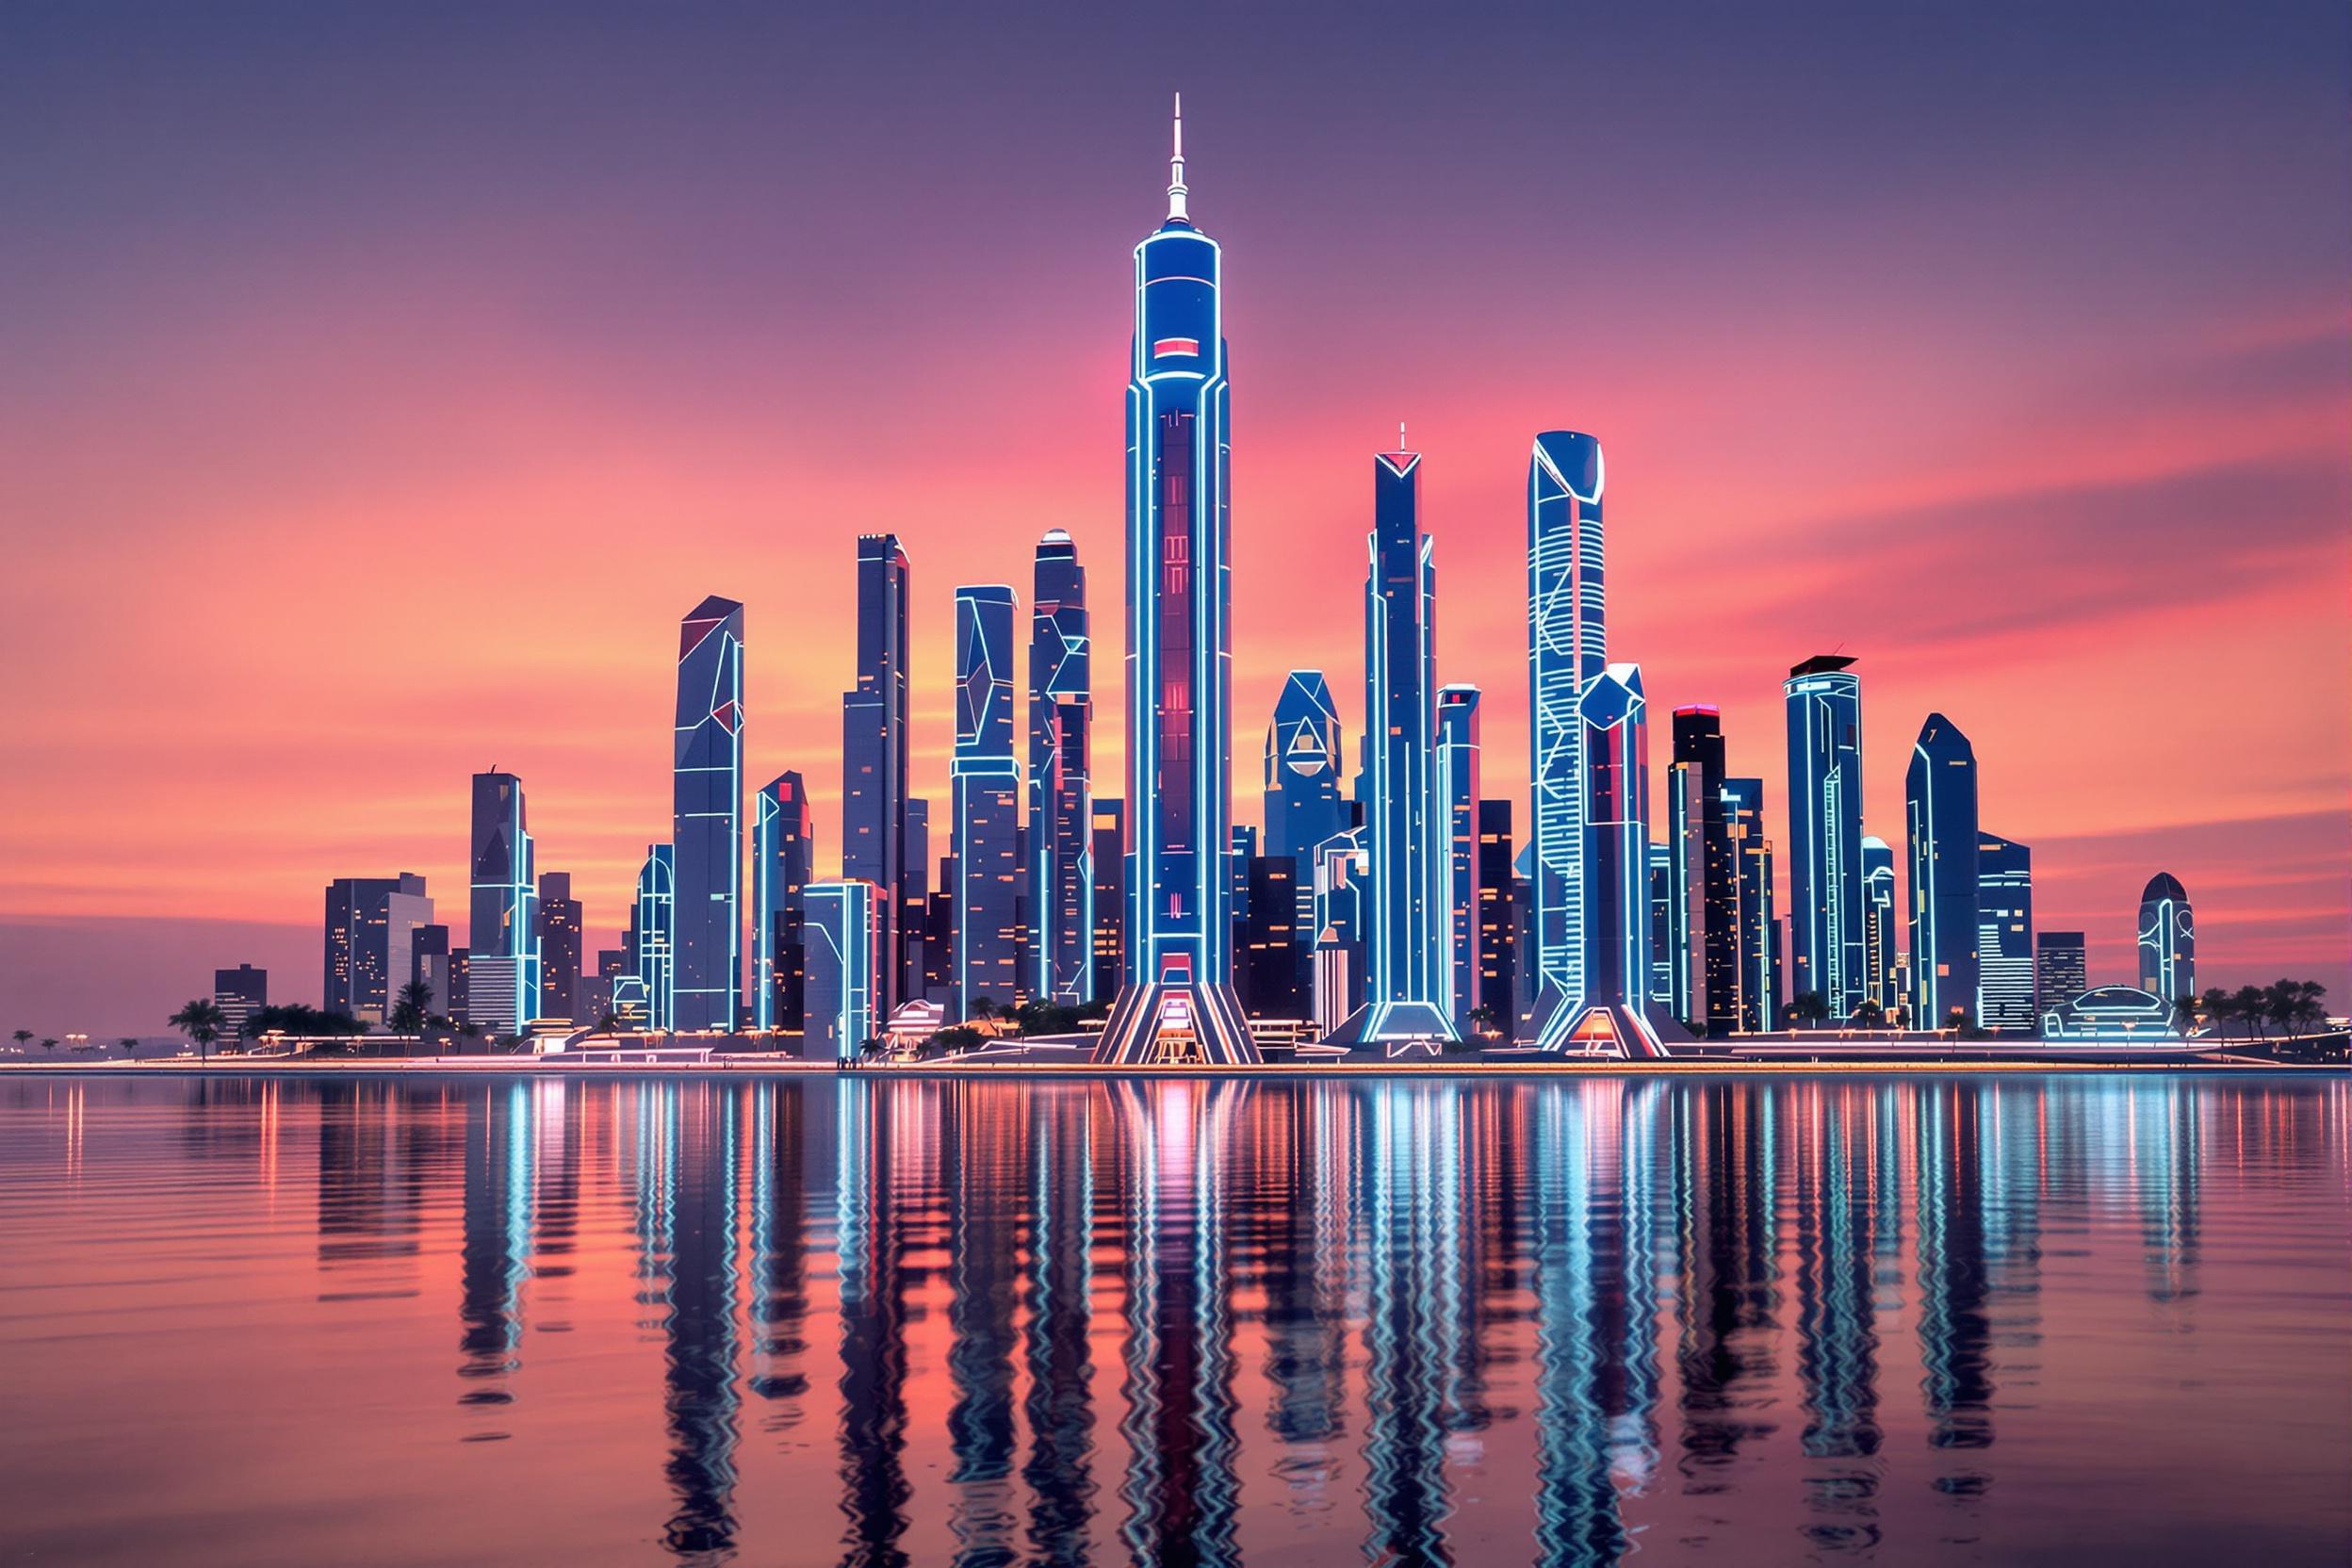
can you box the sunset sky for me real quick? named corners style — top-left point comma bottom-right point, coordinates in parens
top-left (3, 1), bottom-right (2345, 1036)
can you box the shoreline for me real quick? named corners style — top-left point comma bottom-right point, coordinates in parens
top-left (2, 1055), bottom-right (2336, 1078)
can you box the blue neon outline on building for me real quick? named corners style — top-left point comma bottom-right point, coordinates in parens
top-left (1785, 654), bottom-right (1865, 1018)
top-left (1975, 831), bottom-right (2034, 1034)
top-left (2136, 873), bottom-right (2195, 1003)
top-left (673, 596), bottom-right (744, 1032)
top-left (753, 772), bottom-right (812, 1033)
top-left (1527, 431), bottom-right (1608, 1049)
top-left (1722, 777), bottom-right (1776, 1032)
top-left (1861, 835), bottom-right (1897, 1019)
top-left (804, 879), bottom-right (880, 1062)
top-left (1556, 661), bottom-right (1666, 1056)
top-left (1027, 531), bottom-right (1093, 1004)
top-left (632, 843), bottom-right (675, 1031)
top-left (467, 770), bottom-right (538, 1036)
top-left (1905, 710), bottom-right (1979, 1030)
top-left (1095, 94), bottom-right (1256, 1065)
top-left (1436, 684), bottom-right (1482, 1037)
top-left (953, 584), bottom-right (1021, 1020)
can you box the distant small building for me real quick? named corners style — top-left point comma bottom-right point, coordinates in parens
top-left (2034, 931), bottom-right (2087, 1017)
top-left (213, 964), bottom-right (268, 1046)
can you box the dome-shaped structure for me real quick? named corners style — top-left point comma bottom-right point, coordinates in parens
top-left (2141, 871), bottom-right (2187, 904)
top-left (2043, 985), bottom-right (2180, 1044)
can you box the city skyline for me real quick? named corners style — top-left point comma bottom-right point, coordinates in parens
top-left (5, 7), bottom-right (2348, 1037)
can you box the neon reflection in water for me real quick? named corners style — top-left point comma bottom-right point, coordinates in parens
top-left (2, 1072), bottom-right (2344, 1568)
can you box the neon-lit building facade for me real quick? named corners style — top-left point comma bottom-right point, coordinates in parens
top-left (629, 843), bottom-right (674, 1031)
top-left (842, 534), bottom-right (911, 1017)
top-left (1027, 530), bottom-right (1093, 1004)
top-left (1785, 654), bottom-right (1866, 1018)
top-left (467, 770), bottom-right (538, 1036)
top-left (1527, 432), bottom-right (1608, 1048)
top-left (1331, 444), bottom-right (1452, 1043)
top-left (1723, 778), bottom-right (1776, 1032)
top-left (2137, 873), bottom-right (2195, 1003)
top-left (673, 596), bottom-right (743, 1031)
top-left (954, 584), bottom-right (1021, 1018)
top-left (1096, 97), bottom-right (1255, 1065)
top-left (1976, 832), bottom-right (2034, 1033)
top-left (1905, 711), bottom-right (1979, 1030)
top-left (803, 879), bottom-right (881, 1062)
top-left (753, 772), bottom-right (813, 1032)
top-left (2036, 930), bottom-right (2087, 1016)
top-left (2043, 985), bottom-right (2180, 1045)
top-left (1558, 662), bottom-right (1665, 1056)
top-left (1861, 835), bottom-right (1898, 1020)
top-left (1436, 685), bottom-right (1481, 1037)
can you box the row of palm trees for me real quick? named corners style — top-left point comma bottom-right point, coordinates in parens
top-left (2181, 979), bottom-right (2331, 1039)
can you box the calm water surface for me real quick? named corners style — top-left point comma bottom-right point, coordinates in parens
top-left (1, 1073), bottom-right (2345, 1566)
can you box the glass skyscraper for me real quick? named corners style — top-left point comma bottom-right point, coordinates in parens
top-left (2035, 930), bottom-right (2087, 1015)
top-left (842, 534), bottom-right (911, 1018)
top-left (467, 771), bottom-right (538, 1037)
top-left (1096, 98), bottom-right (1255, 1065)
top-left (1558, 662), bottom-right (1664, 1055)
top-left (1722, 778), bottom-right (1776, 1032)
top-left (1861, 835), bottom-right (1898, 1020)
top-left (1265, 671), bottom-right (1347, 876)
top-left (954, 584), bottom-right (1021, 1017)
top-left (1667, 705), bottom-right (1731, 1032)
top-left (1785, 654), bottom-right (1866, 1018)
top-left (673, 596), bottom-right (743, 1032)
top-left (753, 772), bottom-right (813, 1032)
top-left (1331, 442), bottom-right (1452, 1044)
top-left (1905, 711), bottom-right (1979, 1030)
top-left (322, 872), bottom-right (432, 1023)
top-left (1976, 832), bottom-right (2034, 1033)
top-left (2137, 873), bottom-right (2195, 1002)
top-left (1527, 431), bottom-right (1608, 1049)
top-left (803, 879), bottom-right (881, 1062)
top-left (629, 843), bottom-right (675, 1032)
top-left (1027, 530), bottom-right (1093, 1004)
top-left (1436, 684), bottom-right (1481, 1037)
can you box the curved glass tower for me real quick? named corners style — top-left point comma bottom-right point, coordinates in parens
top-left (1905, 711), bottom-right (1979, 1031)
top-left (1097, 97), bottom-right (1256, 1065)
top-left (2136, 872), bottom-right (2195, 1003)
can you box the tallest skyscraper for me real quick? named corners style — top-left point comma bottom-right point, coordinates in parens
top-left (1096, 97), bottom-right (1257, 1065)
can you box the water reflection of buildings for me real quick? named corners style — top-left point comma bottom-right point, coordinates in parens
top-left (232, 1069), bottom-right (2306, 1564)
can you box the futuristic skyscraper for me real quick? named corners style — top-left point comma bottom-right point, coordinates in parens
top-left (2136, 873), bottom-right (2195, 1003)
top-left (1722, 778), bottom-right (1777, 1032)
top-left (753, 772), bottom-right (813, 1032)
top-left (1785, 653), bottom-right (1866, 1018)
top-left (1526, 432), bottom-right (1609, 1049)
top-left (954, 585), bottom-right (1021, 1018)
top-left (1330, 442), bottom-right (1452, 1045)
top-left (803, 879), bottom-right (881, 1062)
top-left (1027, 531), bottom-right (1093, 1004)
top-left (1905, 711), bottom-right (1980, 1030)
top-left (1976, 832), bottom-right (2034, 1033)
top-left (673, 596), bottom-right (743, 1031)
top-left (1667, 705), bottom-right (1731, 1031)
top-left (629, 843), bottom-right (674, 1031)
top-left (1436, 685), bottom-right (1482, 1038)
top-left (1264, 671), bottom-right (1347, 875)
top-left (1557, 663), bottom-right (1666, 1055)
top-left (1096, 97), bottom-right (1256, 1064)
top-left (842, 535), bottom-right (911, 1016)
top-left (467, 770), bottom-right (538, 1036)
top-left (1861, 835), bottom-right (1899, 1020)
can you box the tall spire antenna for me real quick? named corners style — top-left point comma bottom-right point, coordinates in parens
top-left (1168, 91), bottom-right (1189, 220)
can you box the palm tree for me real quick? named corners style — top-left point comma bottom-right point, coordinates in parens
top-left (168, 999), bottom-right (226, 1062)
top-left (2294, 980), bottom-right (2329, 1034)
top-left (41, 1037), bottom-right (58, 1054)
top-left (2199, 987), bottom-right (2234, 1038)
top-left (2230, 985), bottom-right (2268, 1040)
top-left (388, 980), bottom-right (433, 1036)
top-left (970, 996), bottom-right (999, 1024)
top-left (2170, 995), bottom-right (2201, 1036)
top-left (117, 1037), bottom-right (139, 1056)
top-left (9, 1029), bottom-right (31, 1054)
top-left (1787, 991), bottom-right (1829, 1030)
top-left (1467, 1003), bottom-right (1499, 1037)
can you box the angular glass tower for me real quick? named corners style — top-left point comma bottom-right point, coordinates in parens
top-left (753, 772), bottom-right (814, 1032)
top-left (803, 879), bottom-right (881, 1062)
top-left (842, 535), bottom-right (911, 1017)
top-left (1329, 442), bottom-right (1452, 1045)
top-left (2136, 873), bottom-right (2195, 1002)
top-left (1527, 431), bottom-right (1608, 1049)
top-left (1558, 662), bottom-right (1666, 1056)
top-left (467, 771), bottom-right (538, 1037)
top-left (1264, 671), bottom-right (1347, 874)
top-left (1096, 97), bottom-right (1256, 1065)
top-left (1437, 685), bottom-right (1482, 1038)
top-left (954, 584), bottom-right (1021, 1018)
top-left (673, 596), bottom-right (743, 1032)
top-left (1976, 832), bottom-right (2034, 1033)
top-left (1785, 654), bottom-right (1866, 1019)
top-left (1027, 531), bottom-right (1093, 1004)
top-left (1905, 711), bottom-right (1980, 1031)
